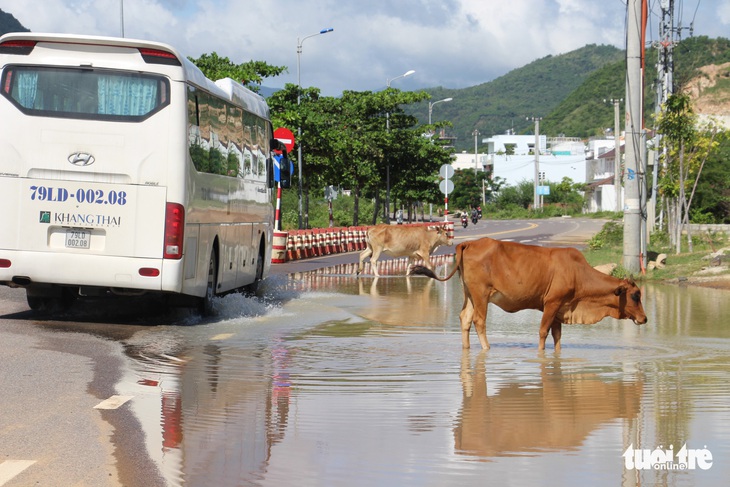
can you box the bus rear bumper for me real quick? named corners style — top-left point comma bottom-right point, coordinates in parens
top-left (0, 250), bottom-right (185, 295)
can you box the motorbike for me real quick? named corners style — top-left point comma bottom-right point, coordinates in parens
top-left (471, 213), bottom-right (478, 225)
top-left (461, 214), bottom-right (468, 228)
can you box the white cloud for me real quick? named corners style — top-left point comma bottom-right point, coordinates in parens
top-left (1, 0), bottom-right (726, 96)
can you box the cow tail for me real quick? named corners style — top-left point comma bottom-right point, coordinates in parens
top-left (409, 244), bottom-right (464, 282)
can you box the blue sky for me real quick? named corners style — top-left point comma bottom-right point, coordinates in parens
top-left (2, 0), bottom-right (728, 96)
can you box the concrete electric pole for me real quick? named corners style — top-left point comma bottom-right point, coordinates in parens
top-left (623, 0), bottom-right (646, 274)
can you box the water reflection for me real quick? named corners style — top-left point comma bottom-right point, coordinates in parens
top-left (455, 351), bottom-right (643, 458)
top-left (113, 267), bottom-right (730, 487)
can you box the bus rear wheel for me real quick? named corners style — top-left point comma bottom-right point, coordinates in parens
top-left (26, 287), bottom-right (73, 313)
top-left (199, 251), bottom-right (217, 316)
top-left (243, 242), bottom-right (265, 296)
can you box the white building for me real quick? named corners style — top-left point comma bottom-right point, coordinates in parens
top-left (584, 137), bottom-right (624, 212)
top-left (448, 133), bottom-right (625, 213)
top-left (482, 134), bottom-right (588, 185)
top-left (451, 151), bottom-right (489, 172)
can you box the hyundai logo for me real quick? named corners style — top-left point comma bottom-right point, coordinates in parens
top-left (68, 152), bottom-right (95, 167)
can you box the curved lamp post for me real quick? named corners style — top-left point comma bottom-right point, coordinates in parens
top-left (428, 97), bottom-right (453, 125)
top-left (296, 27), bottom-right (333, 229)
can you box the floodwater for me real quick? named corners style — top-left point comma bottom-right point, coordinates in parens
top-left (116, 257), bottom-right (730, 487)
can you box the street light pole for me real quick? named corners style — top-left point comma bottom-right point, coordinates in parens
top-left (428, 97), bottom-right (453, 125)
top-left (296, 27), bottom-right (333, 229)
top-left (120, 0), bottom-right (124, 37)
top-left (384, 69), bottom-right (415, 223)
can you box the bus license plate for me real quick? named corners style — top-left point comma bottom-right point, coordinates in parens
top-left (65, 229), bottom-right (90, 249)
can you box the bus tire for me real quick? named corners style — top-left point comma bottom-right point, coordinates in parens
top-left (243, 241), bottom-right (265, 296)
top-left (199, 250), bottom-right (217, 316)
top-left (26, 288), bottom-right (73, 313)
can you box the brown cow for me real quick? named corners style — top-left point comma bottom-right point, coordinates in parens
top-left (410, 238), bottom-right (647, 351)
top-left (357, 224), bottom-right (452, 277)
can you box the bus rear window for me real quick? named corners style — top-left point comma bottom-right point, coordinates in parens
top-left (1, 66), bottom-right (169, 121)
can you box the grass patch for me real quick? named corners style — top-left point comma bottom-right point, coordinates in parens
top-left (582, 220), bottom-right (729, 282)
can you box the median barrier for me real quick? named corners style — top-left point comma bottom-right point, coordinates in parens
top-left (271, 222), bottom-right (453, 264)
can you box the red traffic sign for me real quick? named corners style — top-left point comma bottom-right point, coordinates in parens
top-left (273, 127), bottom-right (295, 153)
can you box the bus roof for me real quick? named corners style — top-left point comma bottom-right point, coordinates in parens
top-left (0, 32), bottom-right (269, 120)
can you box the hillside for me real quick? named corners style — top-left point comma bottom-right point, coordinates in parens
top-left (0, 9), bottom-right (29, 35)
top-left (410, 44), bottom-right (624, 151)
top-left (413, 36), bottom-right (730, 149)
top-left (541, 36), bottom-right (730, 138)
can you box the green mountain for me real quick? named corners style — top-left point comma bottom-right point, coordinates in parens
top-left (414, 36), bottom-right (730, 151)
top-left (0, 9), bottom-right (29, 35)
top-left (540, 36), bottom-right (730, 138)
top-left (410, 44), bottom-right (624, 151)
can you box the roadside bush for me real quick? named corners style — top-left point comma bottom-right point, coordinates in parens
top-left (588, 221), bottom-right (623, 250)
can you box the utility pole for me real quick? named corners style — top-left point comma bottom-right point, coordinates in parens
top-left (528, 117), bottom-right (542, 210)
top-left (473, 129), bottom-right (479, 177)
top-left (652, 0), bottom-right (676, 232)
top-left (623, 0), bottom-right (646, 274)
top-left (609, 98), bottom-right (622, 212)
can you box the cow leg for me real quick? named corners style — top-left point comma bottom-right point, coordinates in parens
top-left (550, 321), bottom-right (563, 353)
top-left (471, 295), bottom-right (490, 350)
top-left (357, 247), bottom-right (372, 275)
top-left (538, 305), bottom-right (560, 351)
top-left (370, 248), bottom-right (383, 277)
top-left (459, 295), bottom-right (475, 349)
top-left (460, 293), bottom-right (490, 350)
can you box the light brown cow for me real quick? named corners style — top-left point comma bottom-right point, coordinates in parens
top-left (357, 224), bottom-right (453, 277)
top-left (410, 237), bottom-right (647, 351)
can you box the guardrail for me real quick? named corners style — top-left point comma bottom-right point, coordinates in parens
top-left (271, 222), bottom-right (455, 264)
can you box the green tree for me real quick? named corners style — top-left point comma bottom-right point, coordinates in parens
top-left (494, 180), bottom-right (535, 210)
top-left (690, 131), bottom-right (730, 223)
top-left (450, 169), bottom-right (492, 210)
top-left (545, 177), bottom-right (585, 211)
top-left (269, 86), bottom-right (446, 226)
top-left (188, 52), bottom-right (286, 93)
top-left (656, 93), bottom-right (720, 253)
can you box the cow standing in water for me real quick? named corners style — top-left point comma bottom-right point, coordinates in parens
top-left (357, 224), bottom-right (452, 277)
top-left (410, 238), bottom-right (647, 351)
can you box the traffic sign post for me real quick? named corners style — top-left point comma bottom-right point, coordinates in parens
top-left (439, 164), bottom-right (454, 222)
top-left (273, 128), bottom-right (296, 231)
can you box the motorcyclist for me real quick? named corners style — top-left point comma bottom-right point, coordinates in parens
top-left (471, 207), bottom-right (478, 225)
top-left (461, 211), bottom-right (468, 228)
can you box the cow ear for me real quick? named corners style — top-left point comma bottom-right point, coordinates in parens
top-left (614, 284), bottom-right (627, 296)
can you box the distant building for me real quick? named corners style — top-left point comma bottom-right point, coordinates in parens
top-left (447, 132), bottom-right (626, 213)
top-left (482, 134), bottom-right (587, 185)
top-left (585, 138), bottom-right (624, 212)
top-left (451, 152), bottom-right (489, 172)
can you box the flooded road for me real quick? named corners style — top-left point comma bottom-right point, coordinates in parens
top-left (107, 258), bottom-right (729, 487)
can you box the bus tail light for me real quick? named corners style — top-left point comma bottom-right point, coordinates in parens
top-left (0, 40), bottom-right (36, 55)
top-left (164, 203), bottom-right (185, 260)
top-left (0, 259), bottom-right (11, 268)
top-left (138, 48), bottom-right (181, 66)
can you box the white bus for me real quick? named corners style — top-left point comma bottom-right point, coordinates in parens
top-left (0, 33), bottom-right (287, 313)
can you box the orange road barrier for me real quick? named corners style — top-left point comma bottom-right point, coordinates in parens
top-left (272, 231), bottom-right (288, 263)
